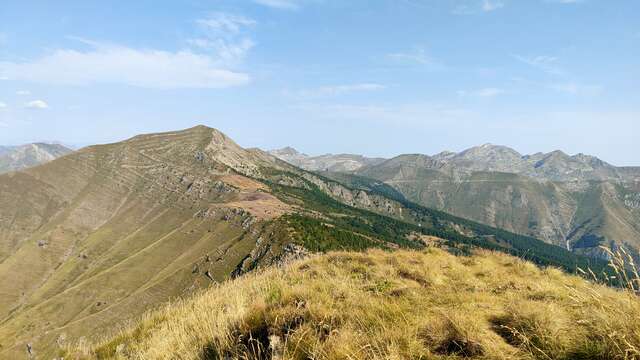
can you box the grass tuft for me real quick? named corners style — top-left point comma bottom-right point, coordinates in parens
top-left (69, 248), bottom-right (640, 360)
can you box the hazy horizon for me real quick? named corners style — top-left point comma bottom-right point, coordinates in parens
top-left (5, 123), bottom-right (637, 168)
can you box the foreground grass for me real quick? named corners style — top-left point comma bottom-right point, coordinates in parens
top-left (70, 248), bottom-right (640, 359)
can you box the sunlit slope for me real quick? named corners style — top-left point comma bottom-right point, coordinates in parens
top-left (0, 126), bottom-right (289, 357)
top-left (74, 248), bottom-right (640, 360)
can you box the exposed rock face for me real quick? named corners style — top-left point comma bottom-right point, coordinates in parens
top-left (0, 143), bottom-right (72, 174)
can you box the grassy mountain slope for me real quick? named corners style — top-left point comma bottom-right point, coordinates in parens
top-left (70, 248), bottom-right (640, 360)
top-left (0, 126), bottom-right (614, 358)
top-left (0, 126), bottom-right (290, 358)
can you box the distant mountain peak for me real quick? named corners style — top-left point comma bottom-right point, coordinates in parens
top-left (0, 142), bottom-right (72, 174)
top-left (432, 151), bottom-right (456, 161)
top-left (547, 150), bottom-right (569, 158)
top-left (462, 143), bottom-right (521, 154)
top-left (269, 147), bottom-right (385, 172)
top-left (272, 146), bottom-right (303, 156)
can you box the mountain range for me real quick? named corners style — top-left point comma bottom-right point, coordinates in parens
top-left (0, 143), bottom-right (72, 174)
top-left (270, 145), bottom-right (640, 258)
top-left (0, 126), bottom-right (607, 358)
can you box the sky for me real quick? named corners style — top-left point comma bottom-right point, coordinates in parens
top-left (0, 0), bottom-right (638, 165)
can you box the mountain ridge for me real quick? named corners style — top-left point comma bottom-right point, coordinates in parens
top-left (272, 143), bottom-right (640, 258)
top-left (271, 143), bottom-right (639, 182)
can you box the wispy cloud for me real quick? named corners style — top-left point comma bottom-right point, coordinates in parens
top-left (196, 13), bottom-right (256, 35)
top-left (0, 12), bottom-right (260, 90)
top-left (0, 102), bottom-right (7, 109)
top-left (0, 43), bottom-right (251, 89)
top-left (387, 47), bottom-right (444, 70)
top-left (25, 100), bottom-right (49, 109)
top-left (458, 87), bottom-right (505, 97)
top-left (291, 83), bottom-right (386, 98)
top-left (188, 13), bottom-right (257, 67)
top-left (0, 12), bottom-right (256, 89)
top-left (549, 82), bottom-right (602, 96)
top-left (187, 38), bottom-right (255, 67)
top-left (16, 90), bottom-right (31, 96)
top-left (511, 54), bottom-right (565, 76)
top-left (254, 0), bottom-right (300, 10)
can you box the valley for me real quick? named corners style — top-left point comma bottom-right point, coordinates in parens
top-left (271, 145), bottom-right (640, 259)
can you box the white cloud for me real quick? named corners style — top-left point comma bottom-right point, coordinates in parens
top-left (188, 13), bottom-right (257, 67)
top-left (512, 54), bottom-right (565, 76)
top-left (458, 87), bottom-right (505, 97)
top-left (0, 102), bottom-right (7, 109)
top-left (0, 14), bottom-right (256, 90)
top-left (549, 82), bottom-right (602, 96)
top-left (293, 83), bottom-right (386, 98)
top-left (16, 90), bottom-right (31, 96)
top-left (0, 41), bottom-right (251, 89)
top-left (254, 0), bottom-right (300, 10)
top-left (482, 0), bottom-right (504, 11)
top-left (25, 100), bottom-right (48, 109)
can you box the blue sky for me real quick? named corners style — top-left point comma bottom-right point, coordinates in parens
top-left (0, 0), bottom-right (638, 165)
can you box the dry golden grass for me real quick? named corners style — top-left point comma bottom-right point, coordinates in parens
top-left (69, 248), bottom-right (640, 360)
top-left (597, 246), bottom-right (640, 294)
